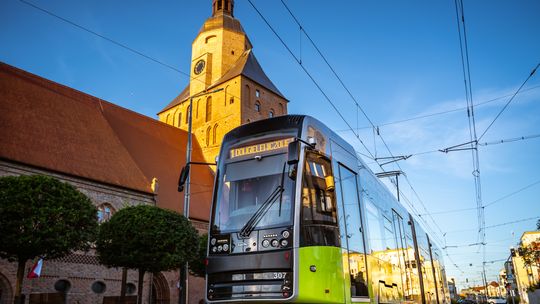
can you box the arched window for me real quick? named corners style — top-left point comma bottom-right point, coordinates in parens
top-left (196, 100), bottom-right (200, 119)
top-left (177, 112), bottom-right (182, 127)
top-left (269, 109), bottom-right (274, 118)
top-left (255, 89), bottom-right (261, 98)
top-left (97, 203), bottom-right (115, 223)
top-left (254, 101), bottom-right (261, 112)
top-left (165, 114), bottom-right (170, 124)
top-left (206, 97), bottom-right (212, 122)
top-left (206, 126), bottom-right (212, 147)
top-left (245, 85), bottom-right (251, 103)
top-left (212, 124), bottom-right (218, 145)
top-left (185, 106), bottom-right (190, 124)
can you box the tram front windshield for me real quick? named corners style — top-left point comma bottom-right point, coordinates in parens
top-left (212, 152), bottom-right (295, 233)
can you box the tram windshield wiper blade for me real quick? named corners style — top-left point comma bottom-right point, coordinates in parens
top-left (239, 184), bottom-right (284, 238)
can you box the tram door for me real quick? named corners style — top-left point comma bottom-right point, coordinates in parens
top-left (392, 210), bottom-right (412, 301)
top-left (336, 164), bottom-right (369, 299)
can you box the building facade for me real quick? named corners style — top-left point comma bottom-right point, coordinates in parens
top-left (510, 231), bottom-right (540, 304)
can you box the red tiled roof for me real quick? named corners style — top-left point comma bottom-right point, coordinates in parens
top-left (0, 62), bottom-right (213, 221)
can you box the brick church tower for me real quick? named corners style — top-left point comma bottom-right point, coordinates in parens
top-left (158, 0), bottom-right (288, 164)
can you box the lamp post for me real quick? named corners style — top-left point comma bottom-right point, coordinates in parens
top-left (181, 87), bottom-right (223, 304)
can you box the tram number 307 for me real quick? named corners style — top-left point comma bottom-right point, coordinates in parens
top-left (273, 272), bottom-right (287, 279)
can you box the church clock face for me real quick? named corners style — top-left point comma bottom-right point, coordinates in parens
top-left (194, 59), bottom-right (205, 75)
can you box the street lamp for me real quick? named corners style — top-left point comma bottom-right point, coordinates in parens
top-left (180, 87), bottom-right (223, 304)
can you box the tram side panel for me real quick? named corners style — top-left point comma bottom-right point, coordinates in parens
top-left (358, 167), bottom-right (408, 303)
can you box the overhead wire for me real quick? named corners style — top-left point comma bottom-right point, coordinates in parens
top-left (419, 178), bottom-right (540, 216)
top-left (334, 84), bottom-right (540, 133)
top-left (478, 63), bottom-right (540, 141)
top-left (272, 0), bottom-right (447, 246)
top-left (17, 0), bottom-right (250, 109)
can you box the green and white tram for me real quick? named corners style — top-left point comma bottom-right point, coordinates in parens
top-left (205, 115), bottom-right (450, 304)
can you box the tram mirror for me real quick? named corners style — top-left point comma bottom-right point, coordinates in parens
top-left (325, 175), bottom-right (335, 192)
top-left (177, 165), bottom-right (190, 192)
top-left (287, 141), bottom-right (300, 165)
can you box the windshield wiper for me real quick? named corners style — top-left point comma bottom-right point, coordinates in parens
top-left (239, 163), bottom-right (287, 238)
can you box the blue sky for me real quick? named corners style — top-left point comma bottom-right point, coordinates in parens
top-left (1, 0), bottom-right (539, 289)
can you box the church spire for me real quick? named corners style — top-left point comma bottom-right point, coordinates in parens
top-left (212, 0), bottom-right (234, 17)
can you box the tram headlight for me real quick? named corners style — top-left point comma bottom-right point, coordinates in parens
top-left (271, 239), bottom-right (279, 247)
top-left (211, 238), bottom-right (217, 245)
top-left (223, 243), bottom-right (229, 251)
top-left (280, 239), bottom-right (288, 247)
top-left (262, 239), bottom-right (270, 248)
top-left (281, 230), bottom-right (290, 239)
top-left (212, 246), bottom-right (217, 253)
top-left (217, 245), bottom-right (223, 252)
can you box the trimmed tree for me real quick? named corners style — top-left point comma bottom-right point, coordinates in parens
top-left (96, 205), bottom-right (199, 304)
top-left (189, 234), bottom-right (208, 277)
top-left (0, 175), bottom-right (98, 304)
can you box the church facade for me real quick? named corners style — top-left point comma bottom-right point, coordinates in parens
top-left (158, 0), bottom-right (288, 163)
top-left (0, 1), bottom-right (286, 303)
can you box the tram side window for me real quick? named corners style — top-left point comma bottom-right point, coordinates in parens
top-left (337, 164), bottom-right (369, 297)
top-left (365, 199), bottom-right (385, 253)
top-left (300, 152), bottom-right (339, 247)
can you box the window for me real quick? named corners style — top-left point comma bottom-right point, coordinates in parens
top-left (337, 164), bottom-right (368, 297)
top-left (126, 283), bottom-right (136, 295)
top-left (97, 204), bottom-right (115, 223)
top-left (245, 85), bottom-right (251, 103)
top-left (229, 97), bottom-right (234, 104)
top-left (206, 97), bottom-right (212, 122)
top-left (255, 89), bottom-right (260, 98)
top-left (185, 106), bottom-right (190, 124)
top-left (177, 112), bottom-right (182, 127)
top-left (206, 126), bottom-right (212, 146)
top-left (91, 281), bottom-right (106, 294)
top-left (212, 124), bottom-right (218, 145)
top-left (54, 280), bottom-right (71, 293)
top-left (196, 100), bottom-right (200, 119)
top-left (165, 114), bottom-right (170, 124)
top-left (254, 102), bottom-right (260, 112)
top-left (269, 109), bottom-right (274, 118)
top-left (300, 152), bottom-right (339, 247)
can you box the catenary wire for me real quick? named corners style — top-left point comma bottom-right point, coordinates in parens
top-left (477, 63), bottom-right (540, 141)
top-left (335, 84), bottom-right (540, 133)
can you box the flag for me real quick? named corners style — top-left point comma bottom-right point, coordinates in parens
top-left (27, 258), bottom-right (43, 279)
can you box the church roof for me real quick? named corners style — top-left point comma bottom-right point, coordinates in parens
top-left (0, 62), bottom-right (213, 221)
top-left (159, 84), bottom-right (190, 114)
top-left (209, 49), bottom-right (286, 99)
top-left (159, 49), bottom-right (285, 114)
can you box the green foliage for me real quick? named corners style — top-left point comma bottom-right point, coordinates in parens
top-left (189, 234), bottom-right (208, 277)
top-left (96, 205), bottom-right (199, 273)
top-left (519, 240), bottom-right (540, 268)
top-left (0, 175), bottom-right (98, 262)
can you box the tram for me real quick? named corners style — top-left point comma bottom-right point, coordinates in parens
top-left (204, 115), bottom-right (450, 304)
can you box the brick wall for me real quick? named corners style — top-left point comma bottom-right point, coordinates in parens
top-left (0, 161), bottom-right (208, 304)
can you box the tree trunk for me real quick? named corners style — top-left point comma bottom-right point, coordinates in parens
top-left (120, 268), bottom-right (127, 302)
top-left (14, 259), bottom-right (26, 304)
top-left (137, 269), bottom-right (145, 304)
